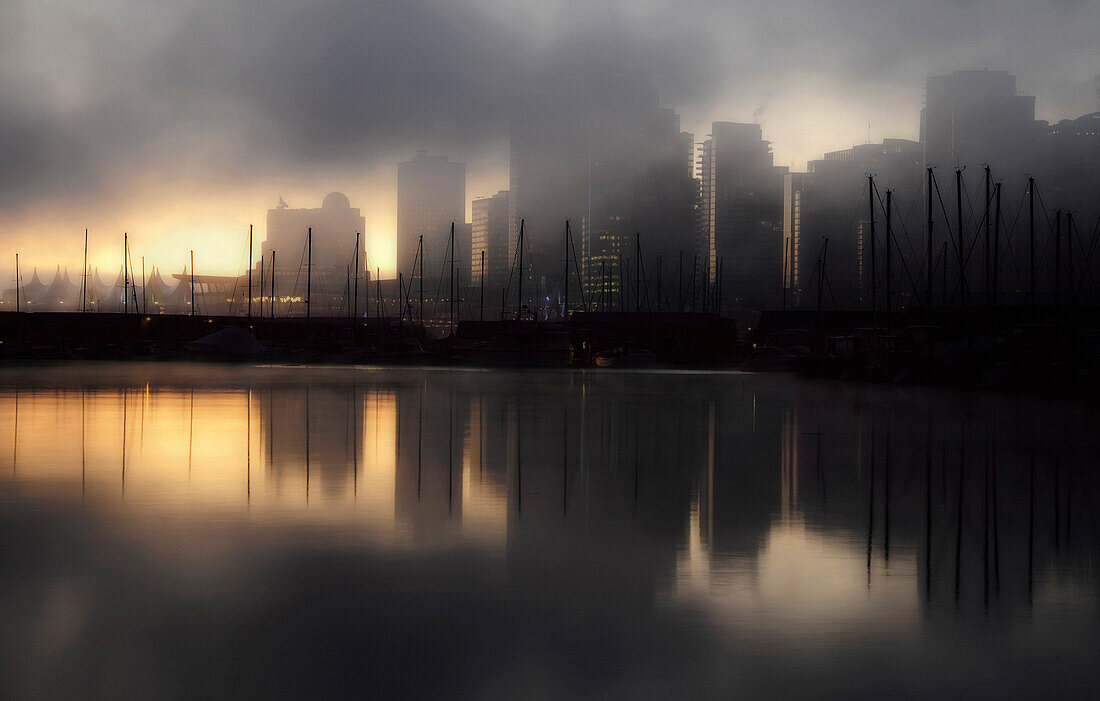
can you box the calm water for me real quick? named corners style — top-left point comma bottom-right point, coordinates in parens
top-left (0, 363), bottom-right (1097, 699)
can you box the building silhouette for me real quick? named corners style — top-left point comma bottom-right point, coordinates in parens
top-left (697, 123), bottom-right (786, 314)
top-left (783, 139), bottom-right (922, 309)
top-left (921, 70), bottom-right (1040, 174)
top-left (508, 68), bottom-right (695, 314)
top-left (263, 192), bottom-right (365, 278)
top-left (397, 151), bottom-right (466, 282)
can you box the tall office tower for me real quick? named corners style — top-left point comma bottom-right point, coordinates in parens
top-left (509, 66), bottom-right (695, 313)
top-left (471, 191), bottom-right (511, 296)
top-left (922, 70), bottom-right (1039, 174)
top-left (697, 122), bottom-right (785, 313)
top-left (397, 151), bottom-right (466, 280)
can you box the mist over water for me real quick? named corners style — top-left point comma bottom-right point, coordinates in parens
top-left (0, 363), bottom-right (1097, 698)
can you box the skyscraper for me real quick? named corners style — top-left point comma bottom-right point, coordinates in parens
top-left (397, 151), bottom-right (466, 280)
top-left (508, 67), bottom-right (695, 313)
top-left (697, 123), bottom-right (785, 313)
top-left (470, 190), bottom-right (511, 297)
top-left (922, 70), bottom-right (1039, 173)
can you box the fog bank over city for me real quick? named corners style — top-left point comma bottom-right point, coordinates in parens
top-left (0, 0), bottom-right (1097, 275)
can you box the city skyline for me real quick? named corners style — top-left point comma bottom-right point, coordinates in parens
top-left (2, 0), bottom-right (1098, 278)
top-left (2, 65), bottom-right (1096, 287)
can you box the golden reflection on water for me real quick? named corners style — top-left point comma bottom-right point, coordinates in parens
top-left (0, 386), bottom-right (505, 540)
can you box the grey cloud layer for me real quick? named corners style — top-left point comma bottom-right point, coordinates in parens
top-left (0, 0), bottom-right (1096, 213)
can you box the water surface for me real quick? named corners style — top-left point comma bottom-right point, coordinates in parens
top-left (0, 363), bottom-right (1097, 699)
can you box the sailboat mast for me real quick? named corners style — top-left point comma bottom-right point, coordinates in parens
top-left (259, 255), bottom-right (265, 319)
top-left (564, 220), bottom-right (570, 318)
top-left (417, 235), bottom-right (423, 325)
top-left (190, 250), bottom-right (195, 317)
top-left (353, 231), bottom-right (360, 320)
top-left (449, 222), bottom-right (455, 333)
top-left (868, 175), bottom-right (876, 330)
top-left (993, 184), bottom-right (1001, 308)
top-left (124, 232), bottom-right (129, 314)
top-left (1028, 176), bottom-right (1036, 308)
top-left (517, 220), bottom-right (525, 319)
top-left (1055, 210), bottom-right (1062, 308)
top-left (926, 167), bottom-right (934, 309)
top-left (82, 229), bottom-right (89, 313)
top-left (956, 168), bottom-right (965, 309)
top-left (248, 224), bottom-right (253, 319)
top-left (886, 189), bottom-right (893, 321)
top-left (990, 165), bottom-right (998, 308)
top-left (306, 227), bottom-right (312, 321)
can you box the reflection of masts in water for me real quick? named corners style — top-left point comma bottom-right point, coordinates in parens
top-left (633, 407), bottom-right (639, 509)
top-left (12, 389), bottom-right (18, 478)
top-left (983, 427), bottom-right (990, 607)
top-left (81, 389), bottom-right (86, 502)
top-left (447, 391), bottom-right (453, 514)
top-left (1028, 451), bottom-right (1035, 606)
top-left (516, 401), bottom-right (523, 518)
top-left (246, 389), bottom-right (251, 506)
top-left (884, 417), bottom-right (891, 566)
top-left (349, 388), bottom-right (358, 500)
top-left (121, 389), bottom-right (127, 497)
top-left (954, 417), bottom-right (966, 606)
top-left (866, 419), bottom-right (876, 585)
top-left (924, 409), bottom-right (932, 603)
top-left (417, 381), bottom-right (423, 502)
top-left (305, 386), bottom-right (311, 506)
top-left (562, 404), bottom-right (568, 517)
top-left (188, 387), bottom-right (194, 480)
top-left (991, 438), bottom-right (1000, 596)
top-left (268, 389), bottom-right (276, 497)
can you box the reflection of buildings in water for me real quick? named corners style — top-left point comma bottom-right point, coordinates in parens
top-left (0, 369), bottom-right (1097, 623)
top-left (257, 385), bottom-right (398, 507)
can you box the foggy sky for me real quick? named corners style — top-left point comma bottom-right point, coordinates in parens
top-left (1, 0), bottom-right (1097, 275)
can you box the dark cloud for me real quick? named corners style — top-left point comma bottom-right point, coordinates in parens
top-left (0, 0), bottom-right (1096, 215)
